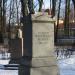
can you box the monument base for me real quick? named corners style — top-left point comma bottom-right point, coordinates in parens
top-left (31, 13), bottom-right (59, 75)
top-left (31, 56), bottom-right (59, 75)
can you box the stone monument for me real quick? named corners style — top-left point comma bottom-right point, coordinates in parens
top-left (31, 12), bottom-right (59, 75)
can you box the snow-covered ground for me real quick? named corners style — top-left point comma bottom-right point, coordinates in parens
top-left (0, 58), bottom-right (18, 75)
top-left (0, 55), bottom-right (75, 75)
top-left (58, 55), bottom-right (75, 75)
top-left (0, 70), bottom-right (18, 75)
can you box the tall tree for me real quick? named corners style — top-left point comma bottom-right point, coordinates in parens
top-left (3, 0), bottom-right (6, 34)
top-left (28, 0), bottom-right (34, 13)
top-left (72, 0), bottom-right (75, 8)
top-left (55, 0), bottom-right (61, 43)
top-left (72, 0), bottom-right (75, 22)
top-left (0, 0), bottom-right (2, 32)
top-left (19, 0), bottom-right (32, 75)
top-left (0, 0), bottom-right (3, 43)
top-left (51, 0), bottom-right (57, 18)
top-left (38, 0), bottom-right (43, 11)
top-left (0, 0), bottom-right (6, 43)
top-left (64, 0), bottom-right (70, 36)
top-left (21, 0), bottom-right (28, 16)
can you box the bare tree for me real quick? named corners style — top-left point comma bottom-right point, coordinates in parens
top-left (51, 0), bottom-right (57, 18)
top-left (38, 0), bottom-right (43, 11)
top-left (19, 0), bottom-right (33, 75)
top-left (55, 0), bottom-right (61, 43)
top-left (0, 0), bottom-right (3, 43)
top-left (0, 0), bottom-right (6, 43)
top-left (72, 0), bottom-right (75, 22)
top-left (28, 0), bottom-right (34, 13)
top-left (0, 0), bottom-right (2, 32)
top-left (64, 0), bottom-right (70, 36)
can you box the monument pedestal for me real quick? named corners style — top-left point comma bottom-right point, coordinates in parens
top-left (31, 57), bottom-right (58, 75)
top-left (31, 13), bottom-right (59, 75)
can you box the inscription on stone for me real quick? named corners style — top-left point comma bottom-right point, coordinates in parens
top-left (35, 32), bottom-right (50, 44)
top-left (33, 22), bottom-right (54, 57)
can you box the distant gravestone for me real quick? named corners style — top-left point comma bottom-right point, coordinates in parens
top-left (31, 12), bottom-right (59, 75)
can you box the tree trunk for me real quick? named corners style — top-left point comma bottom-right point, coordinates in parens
top-left (55, 0), bottom-right (61, 43)
top-left (72, 0), bottom-right (75, 36)
top-left (0, 0), bottom-right (2, 32)
top-left (72, 0), bottom-right (75, 22)
top-left (64, 0), bottom-right (70, 37)
top-left (38, 0), bottom-right (43, 11)
top-left (19, 0), bottom-right (32, 75)
top-left (0, 0), bottom-right (3, 43)
top-left (51, 0), bottom-right (56, 18)
top-left (21, 0), bottom-right (28, 16)
top-left (28, 0), bottom-right (34, 14)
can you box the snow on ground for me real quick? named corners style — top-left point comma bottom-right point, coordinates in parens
top-left (0, 70), bottom-right (18, 75)
top-left (0, 58), bottom-right (18, 75)
top-left (58, 55), bottom-right (75, 75)
top-left (0, 54), bottom-right (75, 75)
top-left (0, 59), bottom-right (10, 65)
